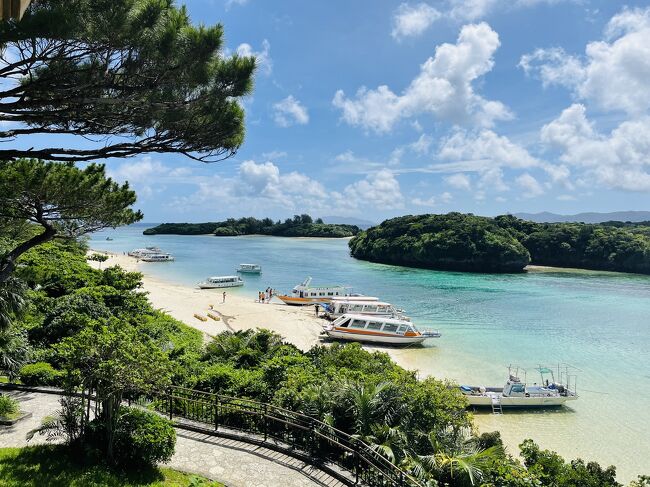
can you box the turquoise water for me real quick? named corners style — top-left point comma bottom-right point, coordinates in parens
top-left (90, 224), bottom-right (650, 481)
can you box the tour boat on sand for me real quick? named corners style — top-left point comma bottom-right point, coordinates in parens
top-left (461, 365), bottom-right (578, 410)
top-left (198, 276), bottom-right (244, 289)
top-left (236, 263), bottom-right (262, 274)
top-left (322, 314), bottom-right (440, 345)
top-left (322, 300), bottom-right (408, 320)
top-left (141, 253), bottom-right (174, 262)
top-left (277, 277), bottom-right (352, 305)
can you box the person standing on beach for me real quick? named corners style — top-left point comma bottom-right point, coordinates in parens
top-left (222, 291), bottom-right (226, 304)
top-left (315, 304), bottom-right (319, 316)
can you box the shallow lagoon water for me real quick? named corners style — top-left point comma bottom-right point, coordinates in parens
top-left (91, 224), bottom-right (650, 481)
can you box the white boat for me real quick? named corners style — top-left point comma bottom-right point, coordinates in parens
top-left (128, 246), bottom-right (162, 258)
top-left (322, 314), bottom-right (440, 345)
top-left (236, 263), bottom-right (262, 274)
top-left (322, 300), bottom-right (408, 320)
top-left (198, 275), bottom-right (244, 289)
top-left (277, 277), bottom-right (351, 305)
top-left (461, 365), bottom-right (578, 409)
top-left (140, 253), bottom-right (174, 262)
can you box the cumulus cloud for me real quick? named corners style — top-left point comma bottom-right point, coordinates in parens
top-left (273, 95), bottom-right (309, 127)
top-left (516, 173), bottom-right (545, 198)
top-left (541, 104), bottom-right (650, 191)
top-left (236, 39), bottom-right (272, 76)
top-left (520, 7), bottom-right (650, 115)
top-left (343, 170), bottom-right (405, 210)
top-left (333, 22), bottom-right (512, 132)
top-left (444, 173), bottom-right (472, 191)
top-left (391, 3), bottom-right (441, 40)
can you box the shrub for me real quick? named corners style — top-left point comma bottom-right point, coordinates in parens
top-left (19, 362), bottom-right (62, 386)
top-left (113, 407), bottom-right (176, 467)
top-left (0, 394), bottom-right (19, 416)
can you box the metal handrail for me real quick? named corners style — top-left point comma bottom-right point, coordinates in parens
top-left (142, 385), bottom-right (423, 487)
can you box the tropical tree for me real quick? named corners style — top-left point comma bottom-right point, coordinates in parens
top-left (0, 326), bottom-right (30, 380)
top-left (411, 430), bottom-right (505, 486)
top-left (0, 0), bottom-right (255, 163)
top-left (55, 318), bottom-right (172, 463)
top-left (0, 160), bottom-right (142, 283)
top-left (0, 277), bottom-right (25, 331)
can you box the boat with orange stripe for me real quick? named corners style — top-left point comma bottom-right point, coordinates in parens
top-left (276, 276), bottom-right (354, 306)
top-left (322, 314), bottom-right (441, 345)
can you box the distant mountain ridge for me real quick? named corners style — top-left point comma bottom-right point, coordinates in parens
top-left (514, 211), bottom-right (650, 223)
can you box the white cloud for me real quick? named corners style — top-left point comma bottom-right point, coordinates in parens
top-left (516, 173), bottom-right (545, 198)
top-left (520, 7), bottom-right (650, 115)
top-left (261, 150), bottom-right (287, 160)
top-left (445, 173), bottom-right (472, 190)
top-left (225, 0), bottom-right (248, 10)
top-left (541, 103), bottom-right (650, 191)
top-left (333, 22), bottom-right (512, 133)
top-left (108, 157), bottom-right (167, 183)
top-left (236, 39), bottom-right (272, 76)
top-left (273, 95), bottom-right (309, 127)
top-left (410, 134), bottom-right (434, 155)
top-left (343, 170), bottom-right (405, 210)
top-left (391, 3), bottom-right (441, 40)
top-left (412, 191), bottom-right (452, 207)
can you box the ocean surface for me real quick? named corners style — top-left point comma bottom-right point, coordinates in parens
top-left (90, 223), bottom-right (650, 481)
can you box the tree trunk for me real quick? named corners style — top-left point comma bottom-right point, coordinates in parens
top-left (0, 225), bottom-right (56, 283)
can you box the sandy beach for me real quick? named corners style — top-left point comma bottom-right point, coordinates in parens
top-left (88, 250), bottom-right (336, 351)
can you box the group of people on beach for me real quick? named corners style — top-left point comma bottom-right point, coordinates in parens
top-left (258, 287), bottom-right (274, 303)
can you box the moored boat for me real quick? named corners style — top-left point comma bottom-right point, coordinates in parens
top-left (277, 277), bottom-right (350, 305)
top-left (141, 253), bottom-right (174, 262)
top-left (322, 299), bottom-right (408, 320)
top-left (198, 275), bottom-right (244, 289)
top-left (460, 365), bottom-right (578, 409)
top-left (322, 314), bottom-right (440, 345)
top-left (236, 263), bottom-right (262, 274)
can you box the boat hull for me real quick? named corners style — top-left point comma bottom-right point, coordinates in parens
top-left (198, 282), bottom-right (244, 289)
top-left (237, 270), bottom-right (261, 274)
top-left (464, 394), bottom-right (576, 408)
top-left (324, 328), bottom-right (426, 345)
top-left (277, 295), bottom-right (332, 306)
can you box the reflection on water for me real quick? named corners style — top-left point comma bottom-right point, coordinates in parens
top-left (91, 224), bottom-right (650, 482)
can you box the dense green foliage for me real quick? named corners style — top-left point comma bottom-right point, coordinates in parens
top-left (19, 362), bottom-right (62, 387)
top-left (350, 212), bottom-right (650, 274)
top-left (0, 0), bottom-right (254, 163)
top-left (0, 160), bottom-right (142, 284)
top-left (144, 214), bottom-right (361, 238)
top-left (0, 394), bottom-right (19, 417)
top-left (105, 407), bottom-right (176, 467)
top-left (0, 445), bottom-right (223, 486)
top-left (349, 213), bottom-right (530, 272)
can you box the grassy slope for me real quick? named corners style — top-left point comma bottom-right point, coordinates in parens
top-left (0, 446), bottom-right (223, 487)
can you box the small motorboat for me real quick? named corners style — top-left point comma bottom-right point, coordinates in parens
top-left (460, 365), bottom-right (578, 410)
top-left (198, 275), bottom-right (244, 289)
top-left (322, 314), bottom-right (440, 345)
top-left (277, 277), bottom-right (351, 305)
top-left (236, 263), bottom-right (262, 274)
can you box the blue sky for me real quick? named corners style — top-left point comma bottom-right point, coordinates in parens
top-left (105, 1), bottom-right (650, 222)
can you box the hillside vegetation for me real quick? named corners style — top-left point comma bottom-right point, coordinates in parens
top-left (144, 215), bottom-right (360, 238)
top-left (349, 213), bottom-right (650, 274)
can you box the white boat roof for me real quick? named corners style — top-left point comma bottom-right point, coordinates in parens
top-left (239, 263), bottom-right (260, 266)
top-left (339, 313), bottom-right (413, 325)
top-left (333, 300), bottom-right (393, 306)
top-left (330, 296), bottom-right (379, 301)
top-left (209, 275), bottom-right (240, 280)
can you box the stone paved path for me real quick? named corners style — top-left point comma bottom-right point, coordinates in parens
top-left (0, 390), bottom-right (344, 487)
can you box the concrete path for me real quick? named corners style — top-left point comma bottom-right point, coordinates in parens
top-left (0, 390), bottom-right (345, 487)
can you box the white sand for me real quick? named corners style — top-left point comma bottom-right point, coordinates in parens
top-left (87, 250), bottom-right (332, 350)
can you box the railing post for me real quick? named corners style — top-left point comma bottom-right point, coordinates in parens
top-left (354, 451), bottom-right (359, 485)
top-left (168, 388), bottom-right (173, 421)
top-left (214, 395), bottom-right (219, 431)
top-left (263, 403), bottom-right (268, 441)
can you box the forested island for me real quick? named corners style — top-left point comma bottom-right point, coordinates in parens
top-left (349, 213), bottom-right (650, 274)
top-left (144, 214), bottom-right (360, 238)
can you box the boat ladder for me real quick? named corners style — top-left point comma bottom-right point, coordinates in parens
top-left (491, 396), bottom-right (503, 415)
